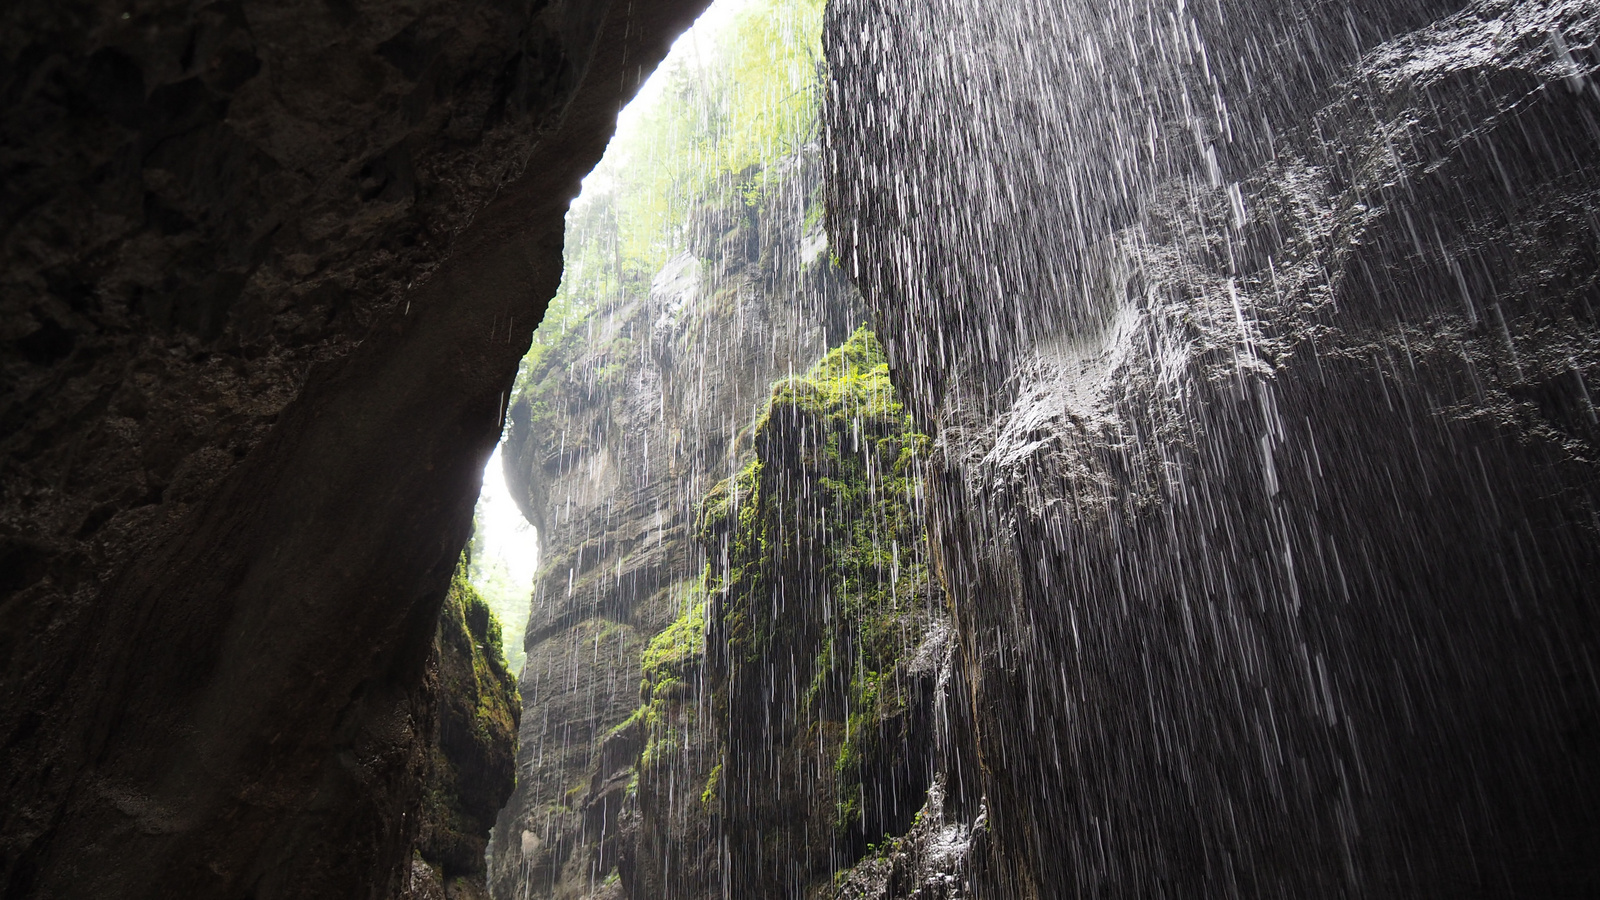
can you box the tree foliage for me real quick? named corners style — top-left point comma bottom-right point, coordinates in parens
top-left (519, 0), bottom-right (824, 381)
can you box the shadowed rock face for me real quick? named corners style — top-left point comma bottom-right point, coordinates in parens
top-left (405, 568), bottom-right (521, 899)
top-left (0, 0), bottom-right (710, 896)
top-left (828, 0), bottom-right (1600, 896)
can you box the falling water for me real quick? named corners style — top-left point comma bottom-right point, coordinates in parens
top-left (490, 0), bottom-right (1600, 897)
top-left (487, 0), bottom-right (881, 895)
top-left (825, 0), bottom-right (1600, 896)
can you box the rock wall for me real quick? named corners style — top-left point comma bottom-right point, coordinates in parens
top-left (496, 317), bottom-right (956, 900)
top-left (403, 565), bottom-right (521, 900)
top-left (827, 0), bottom-right (1600, 896)
top-left (0, 0), bottom-right (710, 895)
top-left (491, 152), bottom-right (861, 898)
top-left (704, 329), bottom-right (948, 898)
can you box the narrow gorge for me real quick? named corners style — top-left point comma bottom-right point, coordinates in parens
top-left (3, 0), bottom-right (1598, 898)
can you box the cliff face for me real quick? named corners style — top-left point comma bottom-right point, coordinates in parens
top-left (491, 152), bottom-right (862, 898)
top-left (0, 0), bottom-right (709, 894)
top-left (2, 0), bottom-right (614, 654)
top-left (705, 329), bottom-right (947, 898)
top-left (404, 566), bottom-right (521, 900)
top-left (827, 0), bottom-right (1600, 895)
top-left (497, 295), bottom-right (955, 900)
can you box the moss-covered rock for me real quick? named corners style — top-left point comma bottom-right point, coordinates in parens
top-left (703, 326), bottom-right (944, 897)
top-left (410, 562), bottom-right (521, 890)
top-left (491, 127), bottom-right (862, 899)
top-left (601, 327), bottom-right (946, 899)
top-left (616, 575), bottom-right (719, 899)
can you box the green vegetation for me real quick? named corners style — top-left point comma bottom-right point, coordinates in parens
top-left (609, 327), bottom-right (935, 876)
top-left (416, 558), bottom-right (521, 878)
top-left (466, 521), bottom-right (529, 674)
top-left (515, 0), bottom-right (825, 391)
top-left (711, 326), bottom-right (936, 841)
top-left (642, 580), bottom-right (709, 696)
top-left (635, 579), bottom-right (710, 773)
top-left (440, 561), bottom-right (520, 751)
top-left (700, 760), bottom-right (723, 808)
top-left (563, 0), bottom-right (823, 292)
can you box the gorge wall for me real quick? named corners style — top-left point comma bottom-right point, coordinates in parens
top-left (827, 0), bottom-right (1600, 896)
top-left (404, 565), bottom-right (520, 900)
top-left (706, 329), bottom-right (950, 898)
top-left (0, 0), bottom-right (709, 895)
top-left (492, 1), bottom-right (1600, 898)
top-left (489, 142), bottom-right (874, 896)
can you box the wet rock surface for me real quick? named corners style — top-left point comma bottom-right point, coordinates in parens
top-left (6, 0), bottom-right (1598, 896)
top-left (0, 0), bottom-right (710, 895)
top-left (832, 776), bottom-right (983, 900)
top-left (404, 567), bottom-right (520, 898)
top-left (705, 330), bottom-right (946, 898)
top-left (490, 152), bottom-right (862, 898)
top-left (827, 0), bottom-right (1600, 896)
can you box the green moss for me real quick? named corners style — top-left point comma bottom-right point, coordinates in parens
top-left (641, 586), bottom-right (708, 697)
top-left (594, 328), bottom-right (933, 891)
top-left (416, 556), bottom-right (522, 879)
top-left (442, 565), bottom-right (520, 743)
top-left (697, 478), bottom-right (734, 543)
top-left (632, 579), bottom-right (714, 776)
top-left (701, 761), bottom-right (724, 808)
top-left (708, 327), bottom-right (936, 846)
